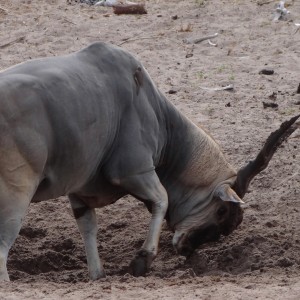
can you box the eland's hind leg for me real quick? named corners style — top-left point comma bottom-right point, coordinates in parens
top-left (0, 169), bottom-right (39, 280)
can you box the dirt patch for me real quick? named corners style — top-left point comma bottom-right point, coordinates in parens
top-left (0, 0), bottom-right (299, 299)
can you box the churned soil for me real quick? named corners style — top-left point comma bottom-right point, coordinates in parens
top-left (0, 0), bottom-right (299, 299)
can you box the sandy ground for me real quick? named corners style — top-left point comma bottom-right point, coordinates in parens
top-left (0, 0), bottom-right (300, 299)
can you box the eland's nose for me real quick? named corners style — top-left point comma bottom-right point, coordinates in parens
top-left (172, 231), bottom-right (184, 251)
top-left (177, 245), bottom-right (194, 257)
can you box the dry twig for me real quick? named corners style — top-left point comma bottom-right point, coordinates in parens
top-left (118, 35), bottom-right (159, 46)
top-left (199, 84), bottom-right (234, 91)
top-left (63, 18), bottom-right (77, 25)
top-left (208, 40), bottom-right (217, 46)
top-left (200, 84), bottom-right (234, 92)
top-left (113, 3), bottom-right (147, 14)
top-left (257, 0), bottom-right (273, 6)
top-left (183, 33), bottom-right (218, 44)
top-left (0, 36), bottom-right (25, 49)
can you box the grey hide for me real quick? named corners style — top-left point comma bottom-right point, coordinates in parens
top-left (0, 42), bottom-right (297, 280)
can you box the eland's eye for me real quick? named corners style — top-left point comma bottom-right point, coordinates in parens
top-left (217, 206), bottom-right (228, 219)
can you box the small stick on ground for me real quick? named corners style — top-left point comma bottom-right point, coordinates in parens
top-left (199, 84), bottom-right (234, 91)
top-left (118, 35), bottom-right (159, 46)
top-left (63, 18), bottom-right (77, 25)
top-left (0, 36), bottom-right (25, 49)
top-left (183, 33), bottom-right (218, 44)
top-left (208, 40), bottom-right (217, 46)
top-left (257, 0), bottom-right (273, 6)
top-left (113, 3), bottom-right (147, 14)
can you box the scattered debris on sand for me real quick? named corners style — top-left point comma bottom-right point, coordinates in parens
top-left (273, 1), bottom-right (290, 21)
top-left (95, 0), bottom-right (147, 14)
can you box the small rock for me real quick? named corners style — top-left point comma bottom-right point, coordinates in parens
top-left (263, 101), bottom-right (278, 109)
top-left (297, 83), bottom-right (300, 94)
top-left (168, 89), bottom-right (177, 94)
top-left (171, 15), bottom-right (178, 20)
top-left (259, 69), bottom-right (274, 75)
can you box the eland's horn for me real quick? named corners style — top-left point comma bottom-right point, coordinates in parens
top-left (233, 114), bottom-right (299, 198)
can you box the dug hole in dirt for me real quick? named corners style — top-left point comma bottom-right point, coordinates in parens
top-left (0, 0), bottom-right (300, 299)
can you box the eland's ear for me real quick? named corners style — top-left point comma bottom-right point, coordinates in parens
top-left (215, 184), bottom-right (244, 204)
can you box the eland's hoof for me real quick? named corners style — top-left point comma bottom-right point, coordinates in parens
top-left (129, 250), bottom-right (154, 277)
